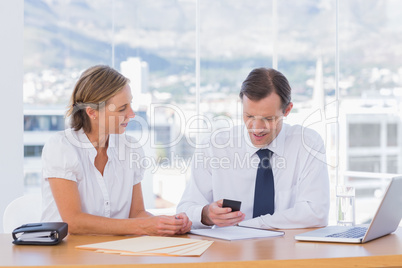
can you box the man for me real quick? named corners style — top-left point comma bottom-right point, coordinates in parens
top-left (177, 68), bottom-right (330, 229)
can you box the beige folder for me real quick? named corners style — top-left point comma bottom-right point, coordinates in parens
top-left (76, 236), bottom-right (213, 257)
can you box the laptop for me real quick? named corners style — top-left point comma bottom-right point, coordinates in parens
top-left (295, 176), bottom-right (402, 243)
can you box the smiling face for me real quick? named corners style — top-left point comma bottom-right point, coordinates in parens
top-left (98, 84), bottom-right (135, 135)
top-left (242, 92), bottom-right (292, 148)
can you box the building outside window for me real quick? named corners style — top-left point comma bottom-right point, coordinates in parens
top-left (22, 0), bottom-right (402, 224)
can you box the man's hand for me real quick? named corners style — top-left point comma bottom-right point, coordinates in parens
top-left (201, 199), bottom-right (245, 227)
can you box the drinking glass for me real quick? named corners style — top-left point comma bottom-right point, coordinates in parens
top-left (336, 185), bottom-right (355, 226)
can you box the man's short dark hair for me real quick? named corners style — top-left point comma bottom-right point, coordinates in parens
top-left (239, 68), bottom-right (291, 111)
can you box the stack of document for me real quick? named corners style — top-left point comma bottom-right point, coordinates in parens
top-left (76, 236), bottom-right (213, 257)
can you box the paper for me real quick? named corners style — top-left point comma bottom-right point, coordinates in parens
top-left (76, 236), bottom-right (213, 257)
top-left (120, 240), bottom-right (213, 256)
top-left (190, 226), bottom-right (284, 240)
top-left (16, 231), bottom-right (58, 242)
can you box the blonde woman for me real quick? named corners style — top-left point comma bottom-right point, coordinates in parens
top-left (41, 65), bottom-right (192, 235)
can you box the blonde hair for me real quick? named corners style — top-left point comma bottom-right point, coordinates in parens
top-left (66, 65), bottom-right (129, 133)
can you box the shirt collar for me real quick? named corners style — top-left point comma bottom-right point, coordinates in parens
top-left (74, 128), bottom-right (116, 160)
top-left (75, 128), bottom-right (97, 159)
top-left (243, 123), bottom-right (288, 157)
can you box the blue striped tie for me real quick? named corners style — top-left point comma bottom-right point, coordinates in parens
top-left (253, 149), bottom-right (275, 218)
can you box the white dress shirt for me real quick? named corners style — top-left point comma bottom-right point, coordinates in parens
top-left (41, 128), bottom-right (144, 222)
top-left (176, 123), bottom-right (330, 229)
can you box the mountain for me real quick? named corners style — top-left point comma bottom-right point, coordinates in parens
top-left (24, 0), bottom-right (333, 71)
top-left (23, 0), bottom-right (402, 100)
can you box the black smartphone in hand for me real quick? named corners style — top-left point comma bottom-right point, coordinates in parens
top-left (222, 199), bottom-right (241, 212)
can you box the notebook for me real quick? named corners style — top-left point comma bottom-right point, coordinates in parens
top-left (295, 176), bottom-right (402, 243)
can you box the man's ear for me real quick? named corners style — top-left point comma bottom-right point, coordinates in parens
top-left (85, 106), bottom-right (97, 120)
top-left (283, 102), bottom-right (293, 117)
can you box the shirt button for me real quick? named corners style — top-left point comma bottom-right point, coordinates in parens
top-left (105, 201), bottom-right (109, 205)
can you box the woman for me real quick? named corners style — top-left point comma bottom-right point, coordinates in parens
top-left (41, 65), bottom-right (192, 235)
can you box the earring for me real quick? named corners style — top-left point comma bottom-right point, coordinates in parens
top-left (93, 117), bottom-right (96, 120)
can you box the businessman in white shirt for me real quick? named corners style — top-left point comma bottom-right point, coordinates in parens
top-left (177, 67), bottom-right (330, 229)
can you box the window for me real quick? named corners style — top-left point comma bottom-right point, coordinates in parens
top-left (339, 0), bottom-right (402, 224)
top-left (22, 0), bottom-right (402, 225)
top-left (24, 145), bottom-right (44, 157)
top-left (387, 155), bottom-right (398, 174)
top-left (387, 123), bottom-right (398, 147)
top-left (348, 155), bottom-right (381, 173)
top-left (349, 123), bottom-right (381, 147)
top-left (24, 115), bottom-right (65, 131)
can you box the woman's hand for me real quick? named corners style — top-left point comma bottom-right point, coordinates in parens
top-left (174, 212), bottom-right (192, 234)
top-left (139, 214), bottom-right (192, 236)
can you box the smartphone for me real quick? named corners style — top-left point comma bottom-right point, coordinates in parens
top-left (222, 199), bottom-right (241, 212)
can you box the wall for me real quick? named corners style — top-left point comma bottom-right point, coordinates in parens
top-left (0, 0), bottom-right (24, 232)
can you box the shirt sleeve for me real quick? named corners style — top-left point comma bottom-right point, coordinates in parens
top-left (176, 146), bottom-right (214, 229)
top-left (240, 130), bottom-right (330, 229)
top-left (42, 133), bottom-right (79, 182)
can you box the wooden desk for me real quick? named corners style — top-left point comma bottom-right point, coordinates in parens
top-left (2, 228), bottom-right (402, 268)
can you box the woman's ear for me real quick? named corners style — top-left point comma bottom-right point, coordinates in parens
top-left (85, 106), bottom-right (97, 120)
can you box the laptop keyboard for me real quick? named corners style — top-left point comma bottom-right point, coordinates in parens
top-left (326, 227), bottom-right (368, 238)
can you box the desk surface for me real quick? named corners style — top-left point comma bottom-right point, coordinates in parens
top-left (2, 228), bottom-right (402, 268)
